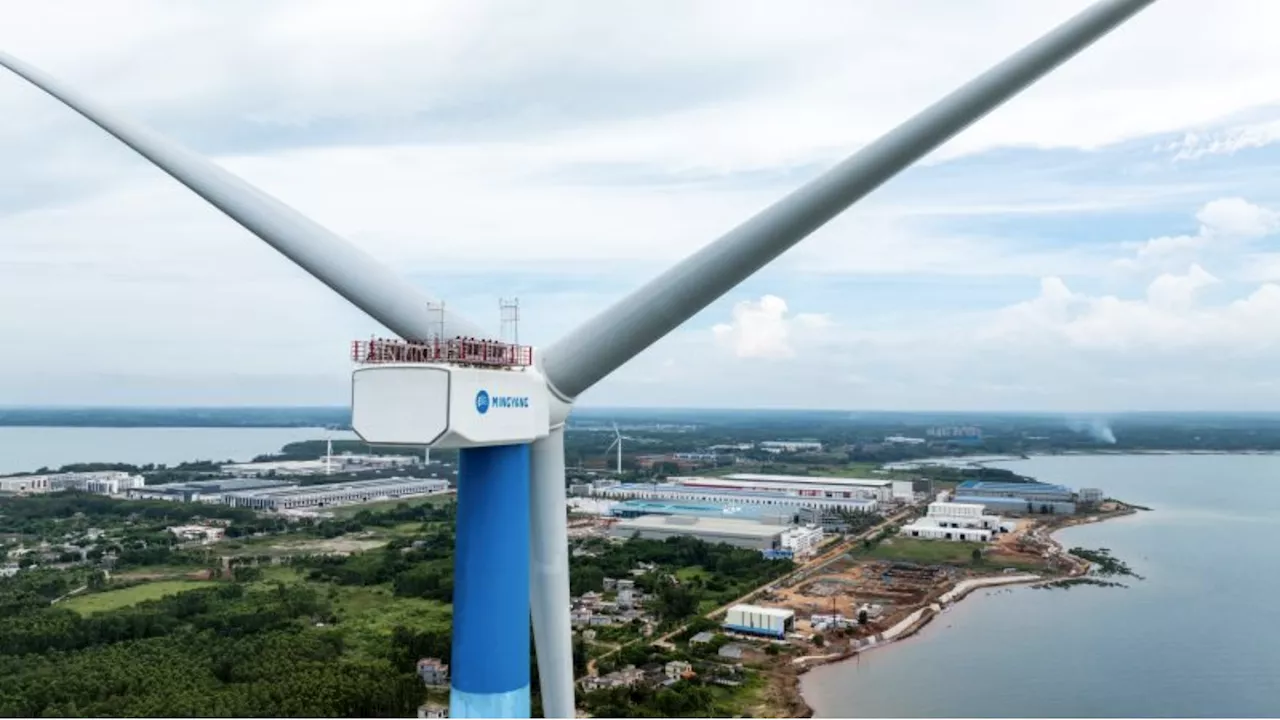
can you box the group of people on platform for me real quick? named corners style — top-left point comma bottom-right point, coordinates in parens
top-left (359, 336), bottom-right (527, 367)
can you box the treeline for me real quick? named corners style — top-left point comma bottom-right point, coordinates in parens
top-left (253, 440), bottom-right (453, 464)
top-left (0, 492), bottom-right (257, 535)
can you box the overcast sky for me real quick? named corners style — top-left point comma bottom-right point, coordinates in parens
top-left (5, 0), bottom-right (1280, 411)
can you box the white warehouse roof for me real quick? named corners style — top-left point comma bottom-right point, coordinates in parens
top-left (722, 473), bottom-right (892, 487)
top-left (729, 604), bottom-right (795, 620)
top-left (613, 515), bottom-right (787, 539)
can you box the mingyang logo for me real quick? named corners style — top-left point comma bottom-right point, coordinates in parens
top-left (475, 389), bottom-right (529, 415)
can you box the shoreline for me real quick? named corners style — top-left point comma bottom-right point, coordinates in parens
top-left (782, 503), bottom-right (1141, 718)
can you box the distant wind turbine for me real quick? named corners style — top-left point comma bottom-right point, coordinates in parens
top-left (0, 1), bottom-right (1156, 715)
top-left (605, 422), bottom-right (624, 474)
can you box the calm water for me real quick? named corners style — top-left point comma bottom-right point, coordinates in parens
top-left (802, 454), bottom-right (1280, 718)
top-left (0, 426), bottom-right (356, 474)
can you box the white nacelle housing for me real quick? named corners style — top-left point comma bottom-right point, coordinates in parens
top-left (351, 364), bottom-right (550, 449)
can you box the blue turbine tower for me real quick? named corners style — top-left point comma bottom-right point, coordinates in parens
top-left (1, 1), bottom-right (1156, 715)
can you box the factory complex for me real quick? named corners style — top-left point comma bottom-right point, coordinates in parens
top-left (951, 479), bottom-right (1105, 515)
top-left (128, 478), bottom-right (295, 503)
top-left (0, 470), bottom-right (145, 495)
top-left (222, 477), bottom-right (450, 511)
top-left (608, 500), bottom-right (795, 526)
top-left (679, 473), bottom-right (914, 503)
top-left (126, 476), bottom-right (451, 511)
top-left (589, 475), bottom-right (885, 513)
top-left (611, 515), bottom-right (793, 551)
top-left (899, 501), bottom-right (1014, 542)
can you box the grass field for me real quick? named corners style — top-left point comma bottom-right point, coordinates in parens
top-left (327, 585), bottom-right (452, 654)
top-left (858, 537), bottom-right (984, 565)
top-left (328, 492), bottom-right (455, 518)
top-left (63, 579), bottom-right (215, 615)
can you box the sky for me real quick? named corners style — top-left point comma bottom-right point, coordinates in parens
top-left (5, 0), bottom-right (1280, 411)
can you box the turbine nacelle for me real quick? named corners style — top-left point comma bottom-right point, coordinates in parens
top-left (352, 362), bottom-right (552, 448)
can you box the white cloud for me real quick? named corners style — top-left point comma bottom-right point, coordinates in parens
top-left (1195, 197), bottom-right (1280, 239)
top-left (1164, 117), bottom-right (1280, 161)
top-left (9, 2), bottom-right (1280, 408)
top-left (711, 295), bottom-right (830, 359)
top-left (1116, 197), bottom-right (1280, 275)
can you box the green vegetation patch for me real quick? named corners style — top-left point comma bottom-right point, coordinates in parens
top-left (329, 493), bottom-right (454, 519)
top-left (858, 537), bottom-right (985, 565)
top-left (63, 579), bottom-right (215, 615)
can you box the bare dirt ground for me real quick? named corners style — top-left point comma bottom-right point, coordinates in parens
top-left (264, 537), bottom-right (388, 555)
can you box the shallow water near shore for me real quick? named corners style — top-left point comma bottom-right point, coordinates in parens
top-left (800, 454), bottom-right (1280, 718)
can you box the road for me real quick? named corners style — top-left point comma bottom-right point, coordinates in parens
top-left (584, 503), bottom-right (919, 676)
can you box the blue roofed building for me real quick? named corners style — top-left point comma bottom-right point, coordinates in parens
top-left (955, 480), bottom-right (1075, 503)
top-left (609, 499), bottom-right (795, 525)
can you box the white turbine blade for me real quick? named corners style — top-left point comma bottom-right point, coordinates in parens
top-left (605, 437), bottom-right (620, 453)
top-left (0, 51), bottom-right (488, 341)
top-left (529, 428), bottom-right (575, 718)
top-left (539, 0), bottom-right (1156, 399)
top-left (612, 421), bottom-right (621, 439)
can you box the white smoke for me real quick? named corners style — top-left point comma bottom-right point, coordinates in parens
top-left (1067, 417), bottom-right (1117, 444)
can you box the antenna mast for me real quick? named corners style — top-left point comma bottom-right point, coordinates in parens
top-left (427, 301), bottom-right (447, 342)
top-left (499, 298), bottom-right (520, 346)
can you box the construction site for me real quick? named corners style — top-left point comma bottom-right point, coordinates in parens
top-left (760, 515), bottom-right (1087, 642)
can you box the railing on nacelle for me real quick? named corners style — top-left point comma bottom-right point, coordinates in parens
top-left (352, 337), bottom-right (534, 368)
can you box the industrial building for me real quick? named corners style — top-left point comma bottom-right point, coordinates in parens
top-left (0, 470), bottom-right (144, 495)
top-left (128, 478), bottom-right (295, 503)
top-left (610, 515), bottom-right (788, 551)
top-left (899, 520), bottom-right (991, 542)
top-left (952, 494), bottom-right (1076, 515)
top-left (779, 525), bottom-right (825, 557)
top-left (222, 477), bottom-right (450, 511)
top-left (723, 604), bottom-right (795, 638)
top-left (898, 501), bottom-right (1006, 542)
top-left (675, 473), bottom-right (902, 502)
top-left (797, 506), bottom-right (856, 533)
top-left (592, 483), bottom-right (879, 514)
top-left (956, 480), bottom-right (1075, 503)
top-left (1079, 487), bottom-right (1105, 504)
top-left (926, 501), bottom-right (1003, 530)
top-left (758, 441), bottom-right (823, 453)
top-left (609, 499), bottom-right (794, 525)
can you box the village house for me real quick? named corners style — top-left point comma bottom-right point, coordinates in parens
top-left (416, 658), bottom-right (449, 687)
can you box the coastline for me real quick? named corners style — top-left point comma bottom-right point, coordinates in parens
top-left (782, 503), bottom-right (1141, 718)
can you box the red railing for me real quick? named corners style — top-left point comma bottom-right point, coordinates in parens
top-left (352, 337), bottom-right (533, 368)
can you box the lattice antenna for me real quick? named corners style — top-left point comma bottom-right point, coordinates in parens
top-left (499, 298), bottom-right (520, 345)
top-left (426, 301), bottom-right (447, 342)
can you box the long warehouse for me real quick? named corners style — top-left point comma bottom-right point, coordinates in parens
top-left (673, 473), bottom-right (911, 502)
top-left (592, 483), bottom-right (879, 513)
top-left (222, 477), bottom-right (450, 511)
top-left (610, 515), bottom-right (789, 550)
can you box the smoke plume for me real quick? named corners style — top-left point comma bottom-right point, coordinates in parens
top-left (1067, 417), bottom-right (1117, 444)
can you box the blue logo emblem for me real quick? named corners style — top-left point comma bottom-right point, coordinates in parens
top-left (475, 390), bottom-right (490, 415)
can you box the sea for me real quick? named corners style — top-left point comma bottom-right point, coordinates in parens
top-left (801, 453), bottom-right (1280, 718)
top-left (0, 426), bottom-right (354, 475)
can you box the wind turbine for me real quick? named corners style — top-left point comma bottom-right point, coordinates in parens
top-left (0, 1), bottom-right (1156, 716)
top-left (605, 423), bottom-right (624, 474)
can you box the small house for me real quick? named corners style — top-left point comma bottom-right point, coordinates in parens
top-left (416, 658), bottom-right (449, 687)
